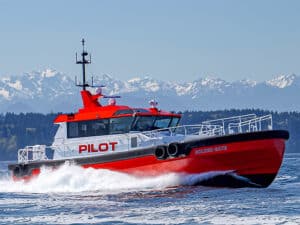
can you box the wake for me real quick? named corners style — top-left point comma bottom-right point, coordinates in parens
top-left (0, 164), bottom-right (238, 194)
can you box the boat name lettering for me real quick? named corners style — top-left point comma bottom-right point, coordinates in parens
top-left (195, 145), bottom-right (227, 154)
top-left (79, 142), bottom-right (118, 153)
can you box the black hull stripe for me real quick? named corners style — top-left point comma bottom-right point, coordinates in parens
top-left (8, 130), bottom-right (289, 175)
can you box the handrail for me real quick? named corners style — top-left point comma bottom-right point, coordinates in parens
top-left (141, 114), bottom-right (272, 137)
top-left (140, 124), bottom-right (224, 138)
top-left (228, 115), bottom-right (272, 134)
top-left (202, 114), bottom-right (257, 124)
top-left (18, 145), bottom-right (48, 164)
top-left (203, 114), bottom-right (257, 133)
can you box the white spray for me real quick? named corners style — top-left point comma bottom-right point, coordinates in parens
top-left (0, 164), bottom-right (233, 194)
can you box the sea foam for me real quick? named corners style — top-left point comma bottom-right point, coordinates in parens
top-left (0, 163), bottom-right (232, 194)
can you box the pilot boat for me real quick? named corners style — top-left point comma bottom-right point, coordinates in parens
top-left (8, 40), bottom-right (289, 187)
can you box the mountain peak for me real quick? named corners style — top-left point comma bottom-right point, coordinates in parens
top-left (128, 77), bottom-right (142, 83)
top-left (0, 89), bottom-right (10, 100)
top-left (41, 68), bottom-right (58, 78)
top-left (25, 69), bottom-right (60, 80)
top-left (266, 74), bottom-right (297, 88)
top-left (194, 76), bottom-right (227, 90)
top-left (236, 79), bottom-right (257, 87)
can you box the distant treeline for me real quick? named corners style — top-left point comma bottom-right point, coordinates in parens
top-left (0, 109), bottom-right (299, 160)
top-left (0, 113), bottom-right (58, 160)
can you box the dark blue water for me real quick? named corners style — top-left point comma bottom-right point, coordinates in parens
top-left (0, 153), bottom-right (299, 225)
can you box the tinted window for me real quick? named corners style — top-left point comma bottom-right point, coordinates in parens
top-left (132, 116), bottom-right (156, 131)
top-left (110, 117), bottom-right (134, 134)
top-left (68, 122), bottom-right (79, 138)
top-left (153, 117), bottom-right (172, 129)
top-left (131, 116), bottom-right (180, 131)
top-left (67, 119), bottom-right (109, 138)
top-left (91, 120), bottom-right (109, 136)
top-left (170, 117), bottom-right (180, 127)
top-left (67, 116), bottom-right (181, 138)
top-left (79, 122), bottom-right (88, 137)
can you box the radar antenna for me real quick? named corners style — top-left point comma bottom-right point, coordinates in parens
top-left (75, 38), bottom-right (92, 90)
top-left (74, 39), bottom-right (122, 108)
top-left (75, 39), bottom-right (107, 90)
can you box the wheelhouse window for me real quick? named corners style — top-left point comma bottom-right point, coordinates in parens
top-left (153, 117), bottom-right (172, 129)
top-left (91, 120), bottom-right (109, 136)
top-left (131, 116), bottom-right (180, 131)
top-left (67, 119), bottom-right (109, 138)
top-left (131, 116), bottom-right (156, 131)
top-left (169, 117), bottom-right (180, 127)
top-left (68, 122), bottom-right (79, 138)
top-left (110, 117), bottom-right (134, 134)
top-left (67, 115), bottom-right (181, 138)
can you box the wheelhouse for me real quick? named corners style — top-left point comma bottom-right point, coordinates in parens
top-left (55, 107), bottom-right (181, 139)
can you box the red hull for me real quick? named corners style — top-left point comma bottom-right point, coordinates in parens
top-left (23, 137), bottom-right (285, 187)
top-left (84, 138), bottom-right (285, 176)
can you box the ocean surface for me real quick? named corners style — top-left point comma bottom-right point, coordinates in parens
top-left (0, 153), bottom-right (299, 225)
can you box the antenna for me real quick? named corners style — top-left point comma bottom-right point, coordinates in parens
top-left (75, 39), bottom-right (107, 90)
top-left (103, 95), bottom-right (121, 98)
top-left (90, 76), bottom-right (106, 88)
top-left (75, 38), bottom-right (91, 90)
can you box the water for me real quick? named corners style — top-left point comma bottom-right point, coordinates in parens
top-left (0, 154), bottom-right (299, 225)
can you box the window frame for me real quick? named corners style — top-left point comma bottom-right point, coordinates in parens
top-left (66, 115), bottom-right (181, 138)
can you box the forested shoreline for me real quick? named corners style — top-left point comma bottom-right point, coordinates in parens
top-left (0, 109), bottom-right (299, 160)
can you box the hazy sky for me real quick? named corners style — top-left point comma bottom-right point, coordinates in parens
top-left (0, 0), bottom-right (299, 82)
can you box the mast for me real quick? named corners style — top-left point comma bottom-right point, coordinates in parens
top-left (76, 38), bottom-right (91, 90)
top-left (75, 39), bottom-right (120, 110)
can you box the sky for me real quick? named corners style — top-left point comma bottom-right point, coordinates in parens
top-left (0, 0), bottom-right (300, 82)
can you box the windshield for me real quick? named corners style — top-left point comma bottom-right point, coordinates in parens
top-left (169, 117), bottom-right (180, 127)
top-left (154, 117), bottom-right (172, 129)
top-left (132, 116), bottom-right (156, 131)
top-left (110, 117), bottom-right (134, 134)
top-left (131, 116), bottom-right (179, 131)
top-left (67, 116), bottom-right (181, 138)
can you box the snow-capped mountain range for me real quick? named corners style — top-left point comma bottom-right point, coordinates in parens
top-left (0, 69), bottom-right (299, 113)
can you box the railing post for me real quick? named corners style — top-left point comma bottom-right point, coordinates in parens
top-left (239, 117), bottom-right (242, 133)
top-left (259, 117), bottom-right (262, 131)
top-left (222, 120), bottom-right (225, 135)
top-left (270, 116), bottom-right (273, 130)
